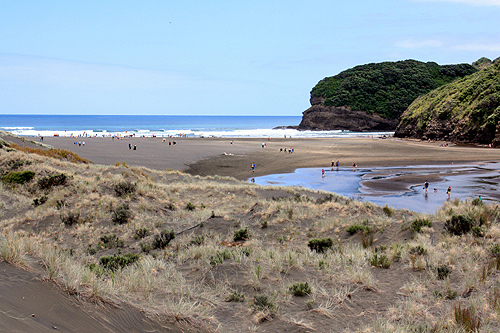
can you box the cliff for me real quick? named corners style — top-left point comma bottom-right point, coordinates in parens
top-left (394, 60), bottom-right (500, 145)
top-left (298, 59), bottom-right (477, 131)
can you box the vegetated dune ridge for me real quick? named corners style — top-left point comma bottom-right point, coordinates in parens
top-left (1, 137), bottom-right (500, 332)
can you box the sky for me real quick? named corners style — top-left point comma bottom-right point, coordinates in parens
top-left (1, 0), bottom-right (499, 116)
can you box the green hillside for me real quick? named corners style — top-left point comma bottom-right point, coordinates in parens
top-left (311, 60), bottom-right (477, 119)
top-left (395, 61), bottom-right (500, 144)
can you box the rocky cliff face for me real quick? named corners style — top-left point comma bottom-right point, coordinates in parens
top-left (297, 97), bottom-right (398, 131)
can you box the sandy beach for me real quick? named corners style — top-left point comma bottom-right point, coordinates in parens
top-left (39, 136), bottom-right (500, 182)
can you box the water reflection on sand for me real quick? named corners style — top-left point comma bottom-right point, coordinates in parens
top-left (252, 162), bottom-right (500, 214)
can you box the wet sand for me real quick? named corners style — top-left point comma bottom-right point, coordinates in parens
top-left (38, 136), bottom-right (500, 184)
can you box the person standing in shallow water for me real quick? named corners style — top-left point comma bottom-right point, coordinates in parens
top-left (424, 181), bottom-right (429, 193)
top-left (447, 186), bottom-right (452, 199)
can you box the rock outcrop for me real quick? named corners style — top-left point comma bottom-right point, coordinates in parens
top-left (297, 97), bottom-right (398, 131)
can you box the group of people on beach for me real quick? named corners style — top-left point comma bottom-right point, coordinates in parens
top-left (424, 180), bottom-right (453, 199)
top-left (74, 141), bottom-right (85, 147)
top-left (279, 147), bottom-right (294, 153)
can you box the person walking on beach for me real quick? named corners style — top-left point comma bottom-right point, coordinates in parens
top-left (322, 169), bottom-right (325, 178)
top-left (251, 163), bottom-right (255, 172)
top-left (446, 186), bottom-right (452, 199)
top-left (133, 144), bottom-right (137, 150)
top-left (129, 143), bottom-right (131, 150)
top-left (424, 181), bottom-right (429, 193)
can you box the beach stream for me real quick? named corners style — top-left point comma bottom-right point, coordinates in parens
top-left (252, 162), bottom-right (500, 214)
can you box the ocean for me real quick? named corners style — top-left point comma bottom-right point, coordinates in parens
top-left (0, 114), bottom-right (393, 138)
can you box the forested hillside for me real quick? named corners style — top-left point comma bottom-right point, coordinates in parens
top-left (310, 60), bottom-right (477, 119)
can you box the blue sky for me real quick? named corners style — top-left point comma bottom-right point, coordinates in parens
top-left (1, 0), bottom-right (499, 116)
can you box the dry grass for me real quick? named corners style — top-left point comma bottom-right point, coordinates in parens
top-left (1, 147), bottom-right (500, 332)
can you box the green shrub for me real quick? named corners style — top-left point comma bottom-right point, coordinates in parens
top-left (489, 243), bottom-right (500, 257)
top-left (33, 196), bottom-right (48, 207)
top-left (98, 234), bottom-right (124, 248)
top-left (253, 295), bottom-right (276, 312)
top-left (2, 170), bottom-right (35, 184)
top-left (225, 290), bottom-right (245, 302)
top-left (111, 204), bottom-right (131, 224)
top-left (114, 181), bottom-right (136, 197)
top-left (134, 228), bottom-right (149, 239)
top-left (445, 214), bottom-right (476, 236)
top-left (289, 282), bottom-right (312, 296)
top-left (472, 198), bottom-right (483, 206)
top-left (38, 173), bottom-right (67, 189)
top-left (60, 211), bottom-right (80, 226)
top-left (99, 253), bottom-right (140, 271)
top-left (234, 227), bottom-right (250, 241)
top-left (409, 245), bottom-right (427, 256)
top-left (209, 250), bottom-right (232, 266)
top-left (260, 220), bottom-right (268, 229)
top-left (346, 224), bottom-right (361, 235)
top-left (185, 202), bottom-right (196, 211)
top-left (472, 226), bottom-right (484, 238)
top-left (190, 235), bottom-right (205, 246)
top-left (410, 218), bottom-right (432, 233)
top-left (382, 205), bottom-right (393, 217)
top-left (433, 289), bottom-right (457, 300)
top-left (307, 238), bottom-right (334, 253)
top-left (435, 264), bottom-right (452, 280)
top-left (152, 229), bottom-right (175, 249)
top-left (368, 253), bottom-right (392, 268)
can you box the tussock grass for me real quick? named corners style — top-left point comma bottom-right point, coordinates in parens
top-left (2, 147), bottom-right (500, 331)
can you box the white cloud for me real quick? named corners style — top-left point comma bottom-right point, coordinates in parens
top-left (454, 43), bottom-right (500, 52)
top-left (414, 0), bottom-right (500, 6)
top-left (395, 39), bottom-right (444, 49)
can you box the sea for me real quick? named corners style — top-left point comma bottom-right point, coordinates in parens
top-left (0, 114), bottom-right (393, 138)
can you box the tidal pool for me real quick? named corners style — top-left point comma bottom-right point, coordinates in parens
top-left (251, 162), bottom-right (500, 214)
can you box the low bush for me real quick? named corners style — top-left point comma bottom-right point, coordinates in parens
top-left (33, 196), bottom-right (48, 207)
top-left (99, 253), bottom-right (140, 271)
top-left (225, 290), bottom-right (245, 302)
top-left (382, 205), bottom-right (393, 217)
top-left (2, 170), bottom-right (35, 184)
top-left (234, 227), bottom-right (250, 241)
top-left (98, 234), bottom-right (124, 248)
top-left (368, 253), bottom-right (392, 268)
top-left (253, 295), bottom-right (276, 312)
top-left (209, 250), bottom-right (232, 266)
top-left (471, 226), bottom-right (484, 238)
top-left (134, 228), bottom-right (149, 239)
top-left (289, 282), bottom-right (311, 296)
top-left (411, 218), bottom-right (432, 233)
top-left (190, 235), bottom-right (205, 246)
top-left (435, 264), bottom-right (452, 280)
top-left (472, 197), bottom-right (483, 206)
top-left (445, 214), bottom-right (476, 236)
top-left (114, 181), bottom-right (136, 197)
top-left (60, 211), bottom-right (80, 226)
top-left (185, 202), bottom-right (196, 211)
top-left (307, 238), bottom-right (333, 253)
top-left (152, 229), bottom-right (175, 249)
top-left (38, 173), bottom-right (67, 190)
top-left (111, 204), bottom-right (131, 224)
top-left (409, 245), bottom-right (427, 256)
